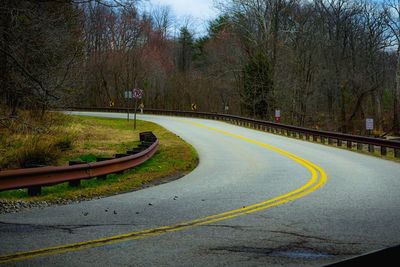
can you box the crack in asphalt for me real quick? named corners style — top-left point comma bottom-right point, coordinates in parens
top-left (270, 230), bottom-right (339, 242)
top-left (202, 224), bottom-right (249, 231)
top-left (0, 221), bottom-right (137, 234)
top-left (202, 224), bottom-right (362, 246)
top-left (205, 228), bottom-right (363, 261)
top-left (209, 240), bottom-right (358, 261)
top-left (268, 230), bottom-right (365, 246)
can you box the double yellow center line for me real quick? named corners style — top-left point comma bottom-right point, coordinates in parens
top-left (0, 120), bottom-right (327, 264)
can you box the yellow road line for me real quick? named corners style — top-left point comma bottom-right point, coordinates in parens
top-left (0, 120), bottom-right (327, 264)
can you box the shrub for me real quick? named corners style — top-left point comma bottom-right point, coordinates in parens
top-left (0, 111), bottom-right (74, 169)
top-left (54, 135), bottom-right (74, 151)
top-left (12, 137), bottom-right (60, 168)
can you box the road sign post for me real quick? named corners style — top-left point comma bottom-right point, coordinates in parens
top-left (275, 109), bottom-right (281, 123)
top-left (132, 88), bottom-right (143, 130)
top-left (366, 118), bottom-right (374, 136)
top-left (134, 98), bottom-right (138, 129)
top-left (124, 91), bottom-right (133, 121)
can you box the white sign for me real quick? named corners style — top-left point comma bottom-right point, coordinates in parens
top-left (133, 88), bottom-right (143, 99)
top-left (124, 91), bottom-right (132, 99)
top-left (366, 118), bottom-right (374, 130)
top-left (275, 109), bottom-right (281, 118)
top-left (139, 103), bottom-right (144, 114)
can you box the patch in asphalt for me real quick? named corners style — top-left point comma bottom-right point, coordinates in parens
top-left (210, 244), bottom-right (358, 260)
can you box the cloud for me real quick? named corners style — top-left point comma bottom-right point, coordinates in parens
top-left (150, 0), bottom-right (217, 19)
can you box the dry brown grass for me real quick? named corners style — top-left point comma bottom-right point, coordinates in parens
top-left (0, 115), bottom-right (198, 202)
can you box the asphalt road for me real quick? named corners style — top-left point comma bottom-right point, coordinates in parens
top-left (1, 111), bottom-right (400, 266)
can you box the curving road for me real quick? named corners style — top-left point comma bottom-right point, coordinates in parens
top-left (1, 112), bottom-right (400, 266)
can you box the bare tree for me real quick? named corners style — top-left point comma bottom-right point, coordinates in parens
top-left (384, 0), bottom-right (400, 133)
top-left (0, 0), bottom-right (81, 116)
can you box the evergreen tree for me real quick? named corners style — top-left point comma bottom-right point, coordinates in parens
top-left (177, 27), bottom-right (194, 72)
top-left (242, 52), bottom-right (274, 119)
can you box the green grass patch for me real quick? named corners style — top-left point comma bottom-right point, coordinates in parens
top-left (0, 115), bottom-right (198, 202)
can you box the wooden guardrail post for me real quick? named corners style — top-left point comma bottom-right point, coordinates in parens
top-left (395, 149), bottom-right (400, 158)
top-left (28, 186), bottom-right (41, 196)
top-left (96, 157), bottom-right (114, 180)
top-left (368, 144), bottom-right (375, 153)
top-left (337, 139), bottom-right (342, 147)
top-left (347, 141), bottom-right (352, 149)
top-left (381, 146), bottom-right (387, 156)
top-left (357, 143), bottom-right (363, 151)
top-left (68, 160), bottom-right (86, 187)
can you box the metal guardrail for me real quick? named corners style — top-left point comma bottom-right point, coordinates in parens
top-left (63, 107), bottom-right (400, 158)
top-left (0, 132), bottom-right (159, 196)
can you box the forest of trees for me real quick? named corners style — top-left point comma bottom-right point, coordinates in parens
top-left (1, 0), bottom-right (400, 135)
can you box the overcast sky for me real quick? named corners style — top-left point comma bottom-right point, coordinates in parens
top-left (146, 0), bottom-right (219, 35)
top-left (149, 0), bottom-right (218, 19)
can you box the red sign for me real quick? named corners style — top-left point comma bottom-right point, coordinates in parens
top-left (275, 109), bottom-right (281, 123)
top-left (133, 88), bottom-right (143, 99)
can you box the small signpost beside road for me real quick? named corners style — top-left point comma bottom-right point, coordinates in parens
top-left (366, 118), bottom-right (374, 130)
top-left (124, 91), bottom-right (133, 99)
top-left (366, 118), bottom-right (374, 136)
top-left (124, 88), bottom-right (143, 129)
top-left (275, 109), bottom-right (281, 123)
top-left (124, 91), bottom-right (133, 121)
top-left (132, 88), bottom-right (143, 130)
top-left (191, 103), bottom-right (197, 111)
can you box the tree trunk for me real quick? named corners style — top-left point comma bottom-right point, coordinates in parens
top-left (0, 2), bottom-right (14, 114)
top-left (340, 86), bottom-right (347, 133)
top-left (372, 91), bottom-right (383, 133)
top-left (395, 49), bottom-right (400, 134)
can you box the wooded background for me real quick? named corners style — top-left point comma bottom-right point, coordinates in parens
top-left (1, 0), bottom-right (400, 135)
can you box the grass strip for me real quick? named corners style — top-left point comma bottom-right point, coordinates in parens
top-left (0, 116), bottom-right (198, 202)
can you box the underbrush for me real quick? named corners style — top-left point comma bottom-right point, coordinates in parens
top-left (0, 111), bottom-right (76, 169)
